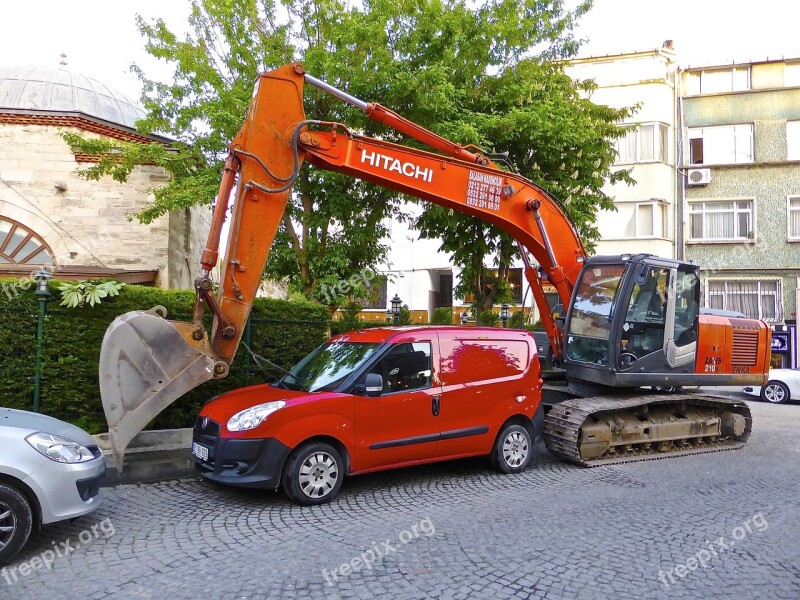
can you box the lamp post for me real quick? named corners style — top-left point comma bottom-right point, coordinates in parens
top-left (500, 303), bottom-right (510, 328)
top-left (32, 268), bottom-right (52, 413)
top-left (390, 294), bottom-right (402, 325)
top-left (460, 311), bottom-right (469, 326)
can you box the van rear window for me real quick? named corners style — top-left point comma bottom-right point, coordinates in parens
top-left (439, 339), bottom-right (530, 385)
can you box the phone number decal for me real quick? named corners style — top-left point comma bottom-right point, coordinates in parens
top-left (466, 170), bottom-right (502, 212)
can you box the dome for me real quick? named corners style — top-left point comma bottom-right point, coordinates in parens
top-left (0, 66), bottom-right (145, 129)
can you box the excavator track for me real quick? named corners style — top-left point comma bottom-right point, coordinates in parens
top-left (544, 394), bottom-right (752, 467)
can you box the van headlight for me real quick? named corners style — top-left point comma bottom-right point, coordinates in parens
top-left (26, 432), bottom-right (96, 463)
top-left (227, 401), bottom-right (286, 432)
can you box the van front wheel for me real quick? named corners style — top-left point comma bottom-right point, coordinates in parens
top-left (282, 442), bottom-right (344, 506)
top-left (491, 424), bottom-right (532, 474)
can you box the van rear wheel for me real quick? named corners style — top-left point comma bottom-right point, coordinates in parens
top-left (282, 442), bottom-right (344, 506)
top-left (491, 424), bottom-right (532, 474)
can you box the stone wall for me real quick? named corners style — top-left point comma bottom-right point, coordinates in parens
top-left (0, 122), bottom-right (210, 288)
top-left (167, 204), bottom-right (213, 289)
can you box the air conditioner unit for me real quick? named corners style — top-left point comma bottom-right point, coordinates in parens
top-left (687, 168), bottom-right (711, 186)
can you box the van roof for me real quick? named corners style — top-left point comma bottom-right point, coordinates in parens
top-left (329, 325), bottom-right (534, 344)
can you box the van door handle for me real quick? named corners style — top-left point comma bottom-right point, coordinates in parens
top-left (432, 395), bottom-right (440, 417)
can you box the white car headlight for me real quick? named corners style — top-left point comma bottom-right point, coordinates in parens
top-left (26, 432), bottom-right (96, 463)
top-left (227, 400), bottom-right (286, 432)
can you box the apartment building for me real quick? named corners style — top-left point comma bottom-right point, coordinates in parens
top-left (680, 58), bottom-right (800, 367)
top-left (566, 44), bottom-right (678, 258)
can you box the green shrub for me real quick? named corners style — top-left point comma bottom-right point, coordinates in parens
top-left (431, 307), bottom-right (453, 325)
top-left (339, 300), bottom-right (364, 323)
top-left (477, 310), bottom-right (500, 327)
top-left (0, 279), bottom-right (329, 433)
top-left (509, 311), bottom-right (527, 329)
top-left (398, 304), bottom-right (413, 325)
top-left (329, 319), bottom-right (387, 336)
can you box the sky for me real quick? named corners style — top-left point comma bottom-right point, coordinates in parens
top-left (0, 0), bottom-right (798, 104)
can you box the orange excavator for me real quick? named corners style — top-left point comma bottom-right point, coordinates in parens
top-left (99, 64), bottom-right (770, 469)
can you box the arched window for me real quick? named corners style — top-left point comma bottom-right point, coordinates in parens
top-left (0, 218), bottom-right (55, 265)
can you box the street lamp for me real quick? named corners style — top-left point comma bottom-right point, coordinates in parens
top-left (460, 311), bottom-right (469, 325)
top-left (500, 303), bottom-right (510, 328)
top-left (32, 268), bottom-right (52, 413)
top-left (390, 294), bottom-right (402, 325)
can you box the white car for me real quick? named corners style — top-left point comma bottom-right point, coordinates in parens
top-left (743, 368), bottom-right (800, 404)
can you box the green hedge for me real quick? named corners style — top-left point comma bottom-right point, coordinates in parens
top-left (329, 319), bottom-right (389, 336)
top-left (0, 279), bottom-right (329, 433)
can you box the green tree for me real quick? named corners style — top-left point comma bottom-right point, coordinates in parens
top-left (64, 0), bottom-right (630, 312)
top-left (415, 60), bottom-right (634, 311)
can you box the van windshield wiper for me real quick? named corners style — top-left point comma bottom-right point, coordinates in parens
top-left (242, 343), bottom-right (309, 392)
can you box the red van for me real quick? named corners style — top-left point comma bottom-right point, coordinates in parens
top-left (192, 326), bottom-right (544, 505)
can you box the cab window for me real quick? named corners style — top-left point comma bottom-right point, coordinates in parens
top-left (620, 266), bottom-right (669, 362)
top-left (369, 342), bottom-right (432, 394)
top-left (674, 269), bottom-right (699, 346)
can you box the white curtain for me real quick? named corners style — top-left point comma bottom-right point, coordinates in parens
top-left (706, 202), bottom-right (735, 239)
top-left (790, 199), bottom-right (800, 238)
top-left (639, 125), bottom-right (655, 161)
top-left (616, 130), bottom-right (637, 163)
top-left (725, 281), bottom-right (760, 317)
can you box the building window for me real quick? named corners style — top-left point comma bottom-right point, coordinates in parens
top-left (786, 62), bottom-right (800, 87)
top-left (707, 280), bottom-right (782, 322)
top-left (685, 67), bottom-right (750, 95)
top-left (787, 121), bottom-right (800, 160)
top-left (0, 218), bottom-right (54, 265)
top-left (689, 125), bottom-right (753, 165)
top-left (434, 271), bottom-right (453, 308)
top-left (689, 200), bottom-right (753, 241)
top-left (614, 123), bottom-right (668, 164)
top-left (624, 202), bottom-right (668, 239)
top-left (789, 197), bottom-right (800, 240)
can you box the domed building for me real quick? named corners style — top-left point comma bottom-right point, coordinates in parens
top-left (0, 65), bottom-right (210, 287)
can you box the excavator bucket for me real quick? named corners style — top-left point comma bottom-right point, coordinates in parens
top-left (99, 307), bottom-right (217, 471)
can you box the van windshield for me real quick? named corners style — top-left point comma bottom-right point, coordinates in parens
top-left (278, 341), bottom-right (381, 392)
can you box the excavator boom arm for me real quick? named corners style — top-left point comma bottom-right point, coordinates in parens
top-left (99, 63), bottom-right (586, 468)
top-left (208, 64), bottom-right (585, 365)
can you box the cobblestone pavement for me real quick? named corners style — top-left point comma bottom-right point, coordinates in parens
top-left (3, 399), bottom-right (800, 599)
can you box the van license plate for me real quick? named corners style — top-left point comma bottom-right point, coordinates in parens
top-left (192, 442), bottom-right (209, 461)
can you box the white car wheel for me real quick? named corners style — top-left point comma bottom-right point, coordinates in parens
top-left (761, 381), bottom-right (790, 404)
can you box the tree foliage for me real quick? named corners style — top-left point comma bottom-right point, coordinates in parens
top-left (415, 60), bottom-right (634, 310)
top-left (64, 0), bottom-right (633, 311)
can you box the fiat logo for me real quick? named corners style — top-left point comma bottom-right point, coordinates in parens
top-left (202, 416), bottom-right (209, 429)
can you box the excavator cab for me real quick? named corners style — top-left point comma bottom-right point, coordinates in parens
top-left (564, 254), bottom-right (708, 390)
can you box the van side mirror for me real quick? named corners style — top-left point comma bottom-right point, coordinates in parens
top-left (355, 373), bottom-right (383, 397)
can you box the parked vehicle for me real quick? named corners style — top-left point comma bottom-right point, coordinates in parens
top-left (193, 326), bottom-right (544, 505)
top-left (0, 408), bottom-right (105, 563)
top-left (743, 368), bottom-right (800, 404)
